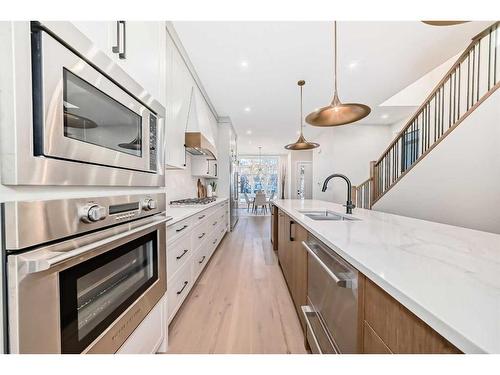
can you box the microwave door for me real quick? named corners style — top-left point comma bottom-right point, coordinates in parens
top-left (34, 29), bottom-right (154, 173)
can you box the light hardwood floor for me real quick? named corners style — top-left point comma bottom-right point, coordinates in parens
top-left (167, 216), bottom-right (308, 354)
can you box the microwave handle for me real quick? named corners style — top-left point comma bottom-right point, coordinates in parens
top-left (21, 216), bottom-right (167, 274)
top-left (112, 21), bottom-right (126, 59)
top-left (301, 241), bottom-right (350, 288)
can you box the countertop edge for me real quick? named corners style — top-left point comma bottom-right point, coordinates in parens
top-left (167, 197), bottom-right (229, 227)
top-left (272, 200), bottom-right (486, 354)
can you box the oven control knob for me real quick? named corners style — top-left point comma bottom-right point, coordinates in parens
top-left (80, 204), bottom-right (107, 223)
top-left (142, 198), bottom-right (157, 211)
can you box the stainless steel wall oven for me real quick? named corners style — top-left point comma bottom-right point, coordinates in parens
top-left (3, 193), bottom-right (167, 353)
top-left (1, 21), bottom-right (165, 186)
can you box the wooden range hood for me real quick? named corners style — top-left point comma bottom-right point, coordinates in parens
top-left (185, 132), bottom-right (217, 160)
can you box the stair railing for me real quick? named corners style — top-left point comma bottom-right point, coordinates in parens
top-left (372, 22), bottom-right (499, 205)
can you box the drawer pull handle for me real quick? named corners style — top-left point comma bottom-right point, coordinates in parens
top-left (198, 232), bottom-right (206, 239)
top-left (176, 281), bottom-right (189, 295)
top-left (212, 238), bottom-right (218, 245)
top-left (198, 256), bottom-right (206, 264)
top-left (212, 221), bottom-right (218, 226)
top-left (176, 225), bottom-right (188, 233)
top-left (198, 215), bottom-right (206, 219)
top-left (176, 249), bottom-right (188, 260)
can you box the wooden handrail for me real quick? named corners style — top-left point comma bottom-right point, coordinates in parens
top-left (376, 21), bottom-right (499, 164)
top-left (371, 21), bottom-right (499, 204)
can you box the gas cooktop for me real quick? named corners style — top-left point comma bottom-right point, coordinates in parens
top-left (170, 197), bottom-right (217, 206)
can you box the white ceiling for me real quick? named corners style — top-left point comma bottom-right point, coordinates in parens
top-left (173, 21), bottom-right (492, 154)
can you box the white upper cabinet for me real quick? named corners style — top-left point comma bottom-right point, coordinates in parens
top-left (71, 21), bottom-right (166, 105)
top-left (165, 33), bottom-right (194, 169)
top-left (71, 21), bottom-right (113, 55)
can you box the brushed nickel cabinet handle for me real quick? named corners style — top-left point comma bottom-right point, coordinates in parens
top-left (198, 232), bottom-right (206, 239)
top-left (198, 215), bottom-right (206, 219)
top-left (198, 256), bottom-right (206, 264)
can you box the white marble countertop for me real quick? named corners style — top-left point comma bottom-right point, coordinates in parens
top-left (272, 199), bottom-right (500, 354)
top-left (167, 197), bottom-right (229, 226)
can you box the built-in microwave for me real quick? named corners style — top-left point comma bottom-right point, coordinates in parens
top-left (0, 21), bottom-right (165, 186)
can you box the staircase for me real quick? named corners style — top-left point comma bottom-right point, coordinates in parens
top-left (353, 21), bottom-right (500, 210)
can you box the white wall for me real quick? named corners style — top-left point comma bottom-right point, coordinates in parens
top-left (311, 124), bottom-right (393, 204)
top-left (374, 88), bottom-right (500, 234)
top-left (381, 52), bottom-right (460, 107)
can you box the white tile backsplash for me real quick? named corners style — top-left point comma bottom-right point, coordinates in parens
top-left (165, 154), bottom-right (206, 202)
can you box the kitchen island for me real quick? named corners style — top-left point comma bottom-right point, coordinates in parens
top-left (272, 199), bottom-right (500, 354)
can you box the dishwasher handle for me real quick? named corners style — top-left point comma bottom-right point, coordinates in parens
top-left (302, 241), bottom-right (351, 288)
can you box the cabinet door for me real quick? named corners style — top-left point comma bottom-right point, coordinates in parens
top-left (290, 222), bottom-right (308, 328)
top-left (277, 210), bottom-right (287, 274)
top-left (113, 21), bottom-right (166, 104)
top-left (71, 21), bottom-right (113, 57)
top-left (166, 33), bottom-right (193, 169)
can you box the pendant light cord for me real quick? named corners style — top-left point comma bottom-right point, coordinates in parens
top-left (333, 21), bottom-right (338, 95)
top-left (300, 84), bottom-right (303, 136)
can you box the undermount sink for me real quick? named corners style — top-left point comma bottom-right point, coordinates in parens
top-left (298, 210), bottom-right (360, 221)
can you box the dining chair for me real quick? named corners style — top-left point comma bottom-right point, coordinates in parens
top-left (253, 192), bottom-right (267, 214)
top-left (266, 191), bottom-right (276, 210)
top-left (243, 192), bottom-right (254, 212)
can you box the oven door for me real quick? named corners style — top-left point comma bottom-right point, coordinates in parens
top-left (7, 216), bottom-right (166, 354)
top-left (32, 27), bottom-right (158, 173)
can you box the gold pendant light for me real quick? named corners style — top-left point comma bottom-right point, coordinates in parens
top-left (306, 21), bottom-right (371, 127)
top-left (285, 80), bottom-right (320, 150)
top-left (422, 21), bottom-right (469, 26)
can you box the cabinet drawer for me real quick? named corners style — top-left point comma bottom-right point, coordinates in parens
top-left (192, 242), bottom-right (210, 280)
top-left (167, 260), bottom-right (193, 322)
top-left (192, 221), bottom-right (209, 250)
top-left (167, 235), bottom-right (192, 281)
top-left (363, 321), bottom-right (392, 354)
top-left (364, 278), bottom-right (399, 350)
top-left (363, 277), bottom-right (460, 354)
top-left (208, 213), bottom-right (221, 232)
top-left (193, 210), bottom-right (210, 225)
top-left (167, 217), bottom-right (193, 244)
top-left (117, 296), bottom-right (165, 354)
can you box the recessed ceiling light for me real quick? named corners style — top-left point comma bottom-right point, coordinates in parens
top-left (244, 107), bottom-right (251, 112)
top-left (240, 61), bottom-right (249, 68)
top-left (381, 114), bottom-right (389, 119)
top-left (246, 130), bottom-right (252, 135)
top-left (348, 61), bottom-right (359, 69)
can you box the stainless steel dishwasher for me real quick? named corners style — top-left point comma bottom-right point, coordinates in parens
top-left (301, 234), bottom-right (359, 354)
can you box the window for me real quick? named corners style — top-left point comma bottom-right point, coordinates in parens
top-left (238, 156), bottom-right (279, 204)
top-left (401, 129), bottom-right (419, 172)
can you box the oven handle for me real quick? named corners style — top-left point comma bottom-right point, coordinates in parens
top-left (301, 241), bottom-right (350, 288)
top-left (23, 217), bottom-right (167, 274)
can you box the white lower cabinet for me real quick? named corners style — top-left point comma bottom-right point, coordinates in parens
top-left (167, 260), bottom-right (193, 323)
top-left (192, 241), bottom-right (210, 280)
top-left (117, 295), bottom-right (166, 354)
top-left (166, 200), bottom-right (229, 324)
top-left (167, 234), bottom-right (192, 280)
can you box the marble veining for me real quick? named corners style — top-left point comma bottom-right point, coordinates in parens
top-left (273, 199), bottom-right (500, 354)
